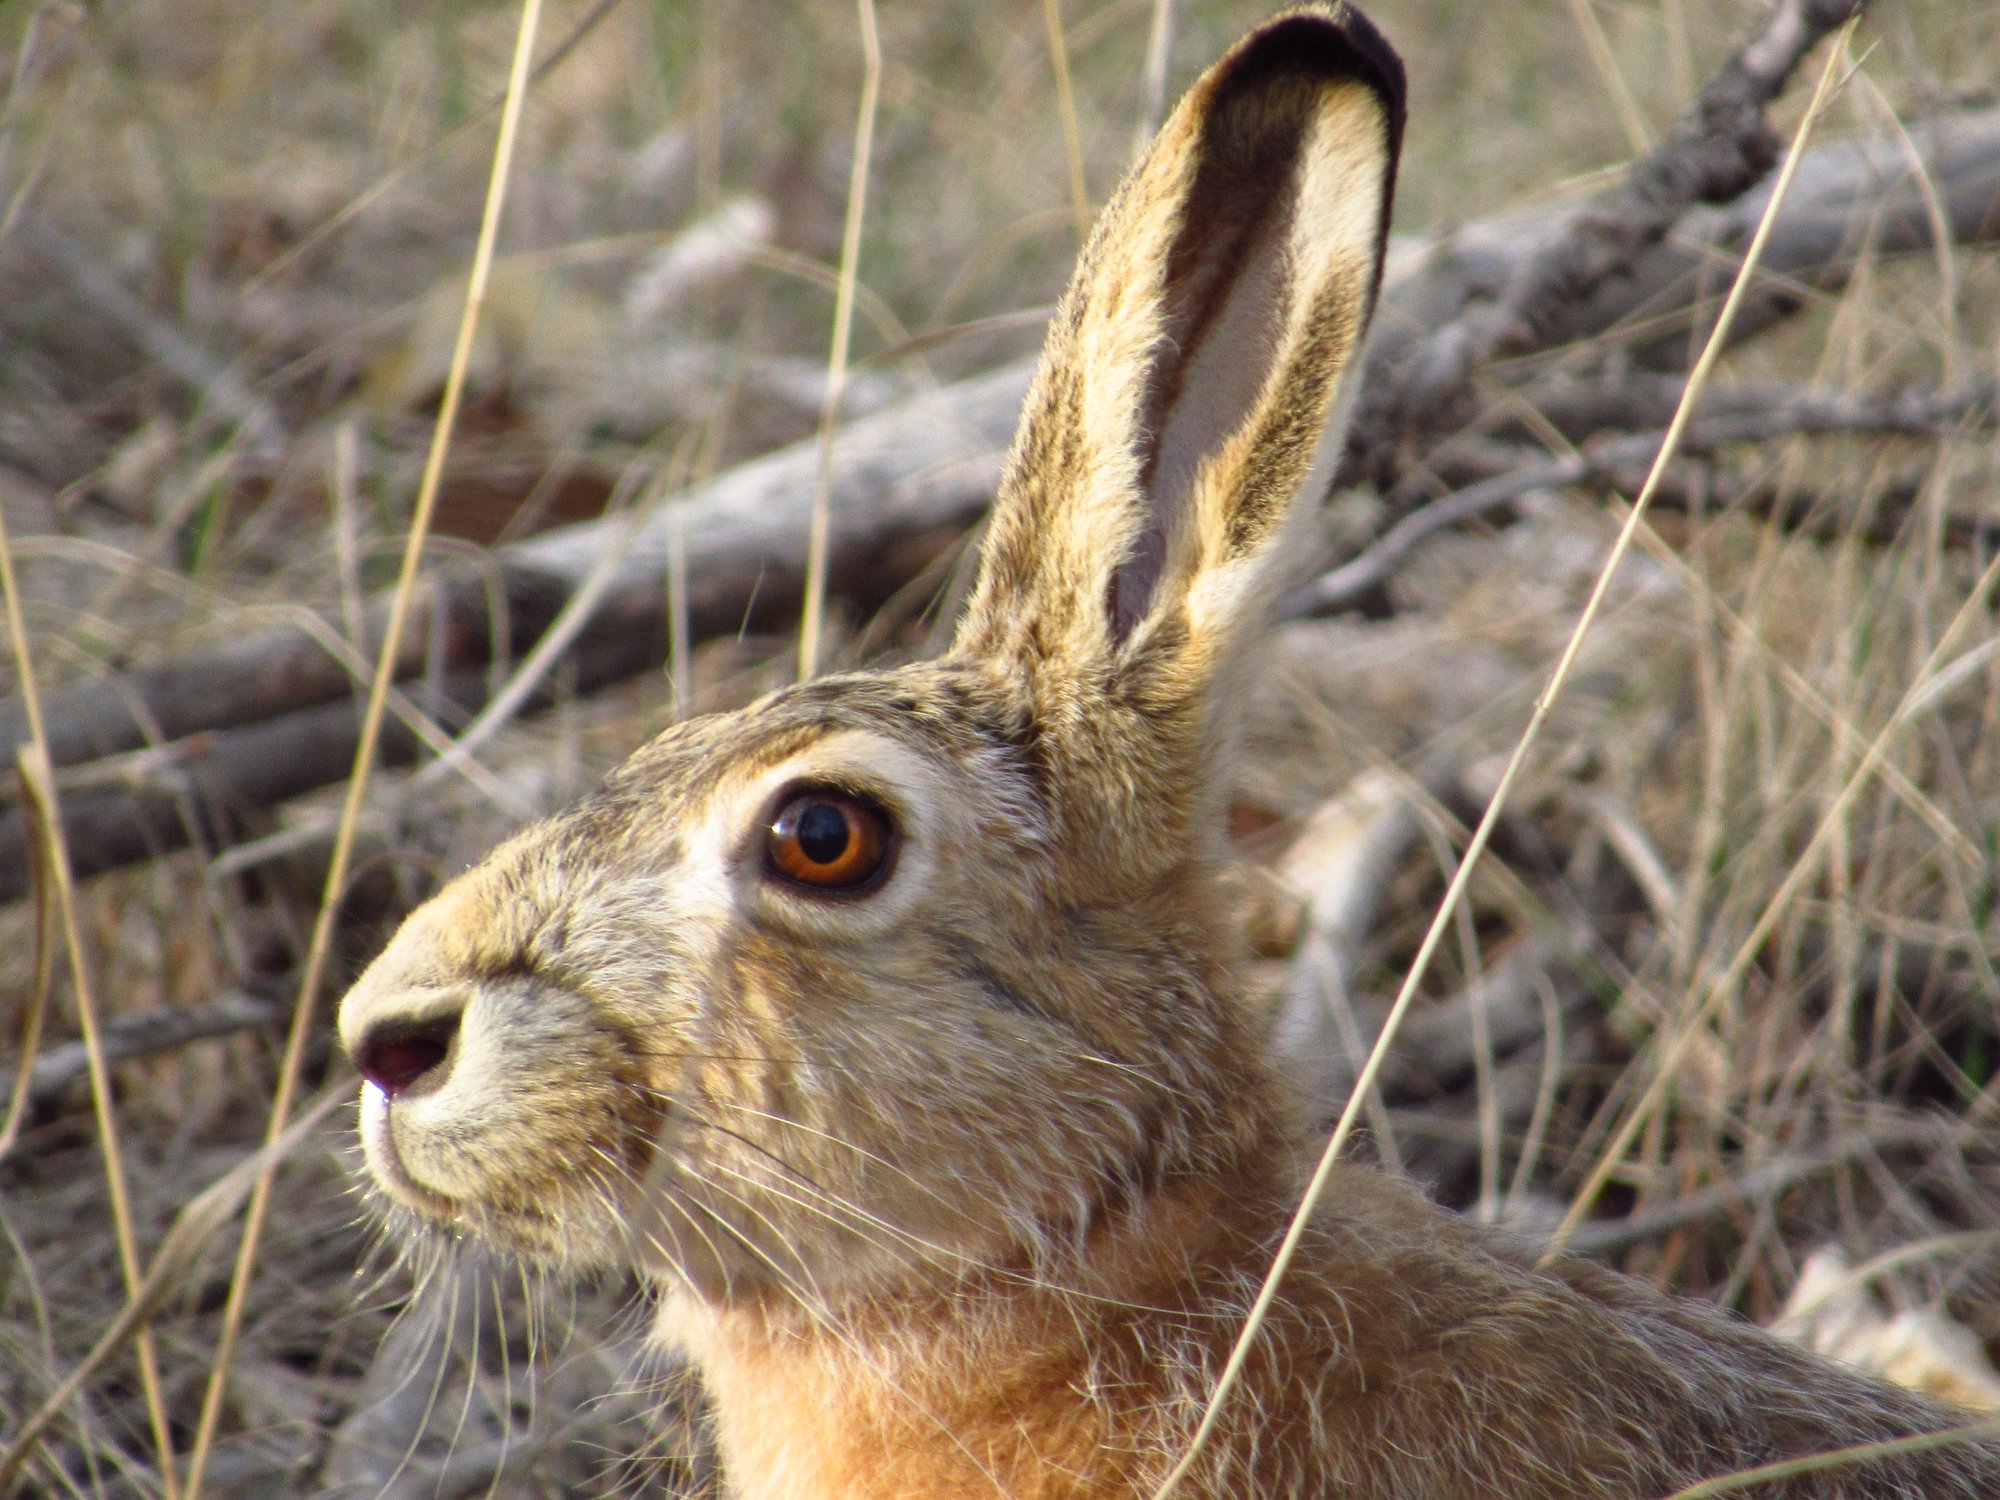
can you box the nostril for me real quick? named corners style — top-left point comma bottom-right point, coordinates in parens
top-left (354, 1017), bottom-right (459, 1098)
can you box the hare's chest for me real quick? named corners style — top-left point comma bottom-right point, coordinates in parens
top-left (673, 1304), bottom-right (1146, 1499)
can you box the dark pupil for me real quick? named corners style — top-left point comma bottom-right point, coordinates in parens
top-left (795, 802), bottom-right (851, 865)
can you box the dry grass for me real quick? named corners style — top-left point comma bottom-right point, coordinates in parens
top-left (2, 0), bottom-right (1998, 1496)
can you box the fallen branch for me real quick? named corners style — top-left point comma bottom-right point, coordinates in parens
top-left (0, 671), bottom-right (495, 902)
top-left (1357, 0), bottom-right (1867, 470)
top-left (0, 364), bottom-right (1024, 775)
top-left (0, 992), bottom-right (285, 1123)
top-left (1288, 382), bottom-right (2000, 618)
top-left (1353, 97), bottom-right (2000, 491)
top-left (1562, 1121), bottom-right (1964, 1256)
top-left (15, 215), bottom-right (288, 461)
top-left (1527, 377), bottom-right (2000, 446)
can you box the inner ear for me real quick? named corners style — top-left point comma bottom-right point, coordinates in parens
top-left (1107, 89), bottom-right (1307, 643)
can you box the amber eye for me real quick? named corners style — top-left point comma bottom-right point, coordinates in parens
top-left (764, 789), bottom-right (892, 892)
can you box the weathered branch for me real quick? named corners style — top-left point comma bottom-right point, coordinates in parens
top-left (11, 99), bottom-right (1999, 776)
top-left (0, 991), bottom-right (285, 1121)
top-left (1562, 1121), bottom-right (1964, 1255)
top-left (0, 365), bottom-right (1024, 776)
top-left (1502, 0), bottom-right (1865, 355)
top-left (1289, 382), bottom-right (2000, 618)
top-left (1354, 0), bottom-right (1865, 472)
top-left (0, 671), bottom-right (494, 902)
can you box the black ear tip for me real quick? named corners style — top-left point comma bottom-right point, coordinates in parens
top-left (1234, 5), bottom-right (1408, 146)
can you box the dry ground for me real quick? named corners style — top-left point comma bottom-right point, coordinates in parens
top-left (2, 0), bottom-right (1998, 1495)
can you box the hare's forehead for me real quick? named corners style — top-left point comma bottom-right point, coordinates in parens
top-left (573, 712), bottom-right (1045, 867)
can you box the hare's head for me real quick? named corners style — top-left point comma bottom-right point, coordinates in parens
top-left (339, 4), bottom-right (1402, 1308)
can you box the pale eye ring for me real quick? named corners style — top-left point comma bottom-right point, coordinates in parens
top-left (763, 788), bottom-right (893, 892)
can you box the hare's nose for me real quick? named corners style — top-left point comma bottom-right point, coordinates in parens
top-left (352, 1012), bottom-right (460, 1097)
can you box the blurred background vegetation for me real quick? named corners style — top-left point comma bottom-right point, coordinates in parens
top-left (2, 0), bottom-right (1999, 1495)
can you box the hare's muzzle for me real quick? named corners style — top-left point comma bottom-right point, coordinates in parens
top-left (337, 874), bottom-right (670, 1267)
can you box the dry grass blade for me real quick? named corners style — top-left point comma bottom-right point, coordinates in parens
top-left (0, 431), bottom-right (180, 1494)
top-left (1548, 532), bottom-right (2000, 1252)
top-left (1539, 51), bottom-right (1945, 1253)
top-left (0, 761), bottom-right (55, 1156)
top-left (1042, 0), bottom-right (1092, 240)
top-left (0, 993), bottom-right (286, 1121)
top-left (179, 1), bottom-right (550, 1493)
top-left (1561, 0), bottom-right (1652, 155)
top-left (0, 1089), bottom-right (346, 1495)
top-left (798, 0), bottom-right (883, 682)
top-left (1134, 0), bottom-right (1175, 153)
top-left (1148, 24), bottom-right (1861, 1500)
top-left (1659, 1416), bottom-right (2000, 1498)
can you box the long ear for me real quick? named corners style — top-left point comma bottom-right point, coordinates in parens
top-left (955, 4), bottom-right (1402, 769)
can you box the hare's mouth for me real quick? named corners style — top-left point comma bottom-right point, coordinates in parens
top-left (356, 1088), bottom-right (468, 1240)
top-left (358, 1083), bottom-right (466, 1225)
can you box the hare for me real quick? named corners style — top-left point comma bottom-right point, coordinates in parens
top-left (339, 5), bottom-right (2000, 1497)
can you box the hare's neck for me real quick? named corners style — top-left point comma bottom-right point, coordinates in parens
top-left (662, 1172), bottom-right (1290, 1500)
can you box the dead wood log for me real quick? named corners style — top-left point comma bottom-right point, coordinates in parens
top-left (4, 102), bottom-right (1999, 894)
top-left (1562, 1120), bottom-right (1967, 1256)
top-left (0, 671), bottom-right (493, 902)
top-left (11, 105), bottom-right (1998, 786)
top-left (0, 364), bottom-right (1025, 778)
top-left (1357, 101), bottom-right (2000, 479)
top-left (0, 373), bottom-right (1021, 900)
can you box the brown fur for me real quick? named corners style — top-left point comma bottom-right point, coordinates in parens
top-left (339, 6), bottom-right (2000, 1496)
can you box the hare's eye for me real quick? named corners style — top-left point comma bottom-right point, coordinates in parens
top-left (765, 790), bottom-right (892, 892)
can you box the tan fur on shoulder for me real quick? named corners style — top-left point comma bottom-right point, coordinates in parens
top-left (339, 6), bottom-right (2000, 1495)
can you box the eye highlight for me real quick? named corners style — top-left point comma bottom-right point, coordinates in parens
top-left (764, 788), bottom-right (892, 892)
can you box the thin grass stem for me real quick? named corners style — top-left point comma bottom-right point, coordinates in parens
top-left (179, 2), bottom-right (548, 1493)
top-left (798, 0), bottom-right (881, 682)
top-left (0, 537), bottom-right (180, 1492)
top-left (1042, 0), bottom-right (1092, 241)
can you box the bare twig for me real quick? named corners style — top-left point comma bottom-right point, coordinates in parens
top-left (1563, 1121), bottom-right (1962, 1256)
top-left (1356, 0), bottom-right (1866, 467)
top-left (0, 669), bottom-right (493, 904)
top-left (0, 992), bottom-right (287, 1120)
top-left (1289, 381), bottom-right (1999, 617)
top-left (15, 215), bottom-right (286, 460)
